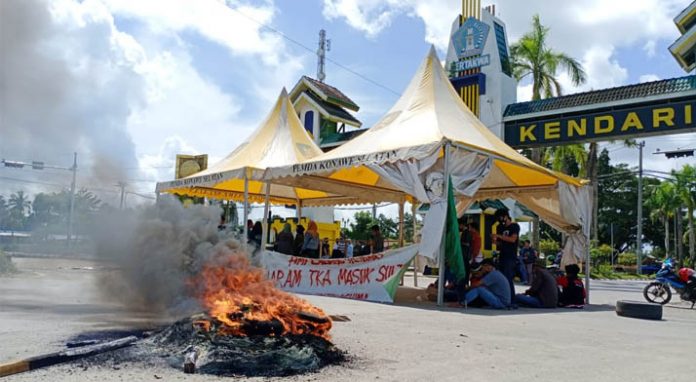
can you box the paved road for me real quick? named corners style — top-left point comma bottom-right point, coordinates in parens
top-left (1, 257), bottom-right (694, 381)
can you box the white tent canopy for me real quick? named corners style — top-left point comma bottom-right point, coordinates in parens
top-left (265, 47), bottom-right (591, 283)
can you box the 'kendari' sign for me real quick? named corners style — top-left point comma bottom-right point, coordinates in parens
top-left (504, 99), bottom-right (696, 148)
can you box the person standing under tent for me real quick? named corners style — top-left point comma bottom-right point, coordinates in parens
top-left (250, 221), bottom-right (263, 248)
top-left (301, 221), bottom-right (320, 258)
top-left (468, 222), bottom-right (482, 264)
top-left (275, 223), bottom-right (294, 255)
top-left (320, 237), bottom-right (331, 259)
top-left (293, 224), bottom-right (305, 257)
top-left (370, 225), bottom-right (384, 254)
top-left (520, 240), bottom-right (537, 285)
top-left (491, 209), bottom-right (520, 300)
top-left (345, 239), bottom-right (354, 258)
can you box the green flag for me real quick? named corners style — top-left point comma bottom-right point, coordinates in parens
top-left (445, 176), bottom-right (466, 283)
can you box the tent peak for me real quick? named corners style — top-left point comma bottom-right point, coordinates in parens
top-left (428, 44), bottom-right (439, 59)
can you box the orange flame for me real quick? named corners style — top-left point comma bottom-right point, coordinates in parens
top-left (195, 254), bottom-right (331, 339)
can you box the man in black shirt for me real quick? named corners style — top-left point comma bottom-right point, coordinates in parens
top-left (492, 209), bottom-right (520, 300)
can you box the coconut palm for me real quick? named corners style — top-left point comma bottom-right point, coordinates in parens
top-left (673, 165), bottom-right (696, 266)
top-left (510, 14), bottom-right (587, 101)
top-left (510, 14), bottom-right (587, 246)
top-left (8, 191), bottom-right (31, 231)
top-left (647, 182), bottom-right (679, 257)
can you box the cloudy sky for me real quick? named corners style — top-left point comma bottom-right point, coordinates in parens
top-left (1, 0), bottom-right (694, 211)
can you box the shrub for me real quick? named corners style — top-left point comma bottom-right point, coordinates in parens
top-left (591, 244), bottom-right (613, 266)
top-left (0, 250), bottom-right (16, 274)
top-left (618, 252), bottom-right (637, 266)
top-left (539, 239), bottom-right (559, 257)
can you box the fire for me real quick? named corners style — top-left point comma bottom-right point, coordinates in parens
top-left (194, 253), bottom-right (332, 339)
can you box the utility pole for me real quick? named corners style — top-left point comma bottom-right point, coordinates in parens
top-left (610, 222), bottom-right (614, 266)
top-left (636, 141), bottom-right (645, 274)
top-left (117, 182), bottom-right (127, 210)
top-left (317, 29), bottom-right (330, 82)
top-left (67, 152), bottom-right (77, 247)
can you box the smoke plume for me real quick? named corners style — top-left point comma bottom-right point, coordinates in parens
top-left (94, 195), bottom-right (240, 317)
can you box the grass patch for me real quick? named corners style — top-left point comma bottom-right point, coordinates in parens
top-left (0, 250), bottom-right (17, 274)
top-left (581, 271), bottom-right (651, 280)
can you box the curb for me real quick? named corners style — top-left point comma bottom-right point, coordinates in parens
top-left (0, 336), bottom-right (137, 377)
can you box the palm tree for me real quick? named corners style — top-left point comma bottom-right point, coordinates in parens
top-left (510, 14), bottom-right (587, 246)
top-left (647, 182), bottom-right (679, 257)
top-left (543, 143), bottom-right (588, 177)
top-left (0, 195), bottom-right (8, 230)
top-left (8, 191), bottom-right (31, 231)
top-left (673, 165), bottom-right (696, 266)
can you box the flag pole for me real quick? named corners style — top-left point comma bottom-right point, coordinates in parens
top-left (437, 142), bottom-right (451, 306)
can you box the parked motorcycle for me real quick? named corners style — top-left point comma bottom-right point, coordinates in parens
top-left (643, 258), bottom-right (696, 308)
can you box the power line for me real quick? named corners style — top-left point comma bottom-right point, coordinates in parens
top-left (229, 6), bottom-right (400, 96)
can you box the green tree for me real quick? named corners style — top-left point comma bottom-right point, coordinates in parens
top-left (347, 211), bottom-right (374, 241)
top-left (510, 15), bottom-right (587, 101)
top-left (8, 191), bottom-right (31, 231)
top-left (510, 14), bottom-right (587, 247)
top-left (673, 165), bottom-right (696, 266)
top-left (646, 181), bottom-right (679, 257)
top-left (376, 213), bottom-right (398, 240)
top-left (0, 196), bottom-right (8, 230)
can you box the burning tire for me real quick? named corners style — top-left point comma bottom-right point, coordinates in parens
top-left (616, 300), bottom-right (662, 320)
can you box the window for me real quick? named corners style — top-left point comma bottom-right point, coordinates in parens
top-left (494, 22), bottom-right (512, 76)
top-left (304, 111), bottom-right (314, 135)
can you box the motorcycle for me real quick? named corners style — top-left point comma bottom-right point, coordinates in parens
top-left (643, 258), bottom-right (696, 308)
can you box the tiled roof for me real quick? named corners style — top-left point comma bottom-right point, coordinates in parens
top-left (303, 76), bottom-right (360, 111)
top-left (320, 129), bottom-right (367, 146)
top-left (305, 91), bottom-right (361, 126)
top-left (504, 75), bottom-right (696, 118)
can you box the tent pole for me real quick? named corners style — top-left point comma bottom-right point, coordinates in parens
top-left (243, 171), bottom-right (249, 250)
top-left (412, 202), bottom-right (418, 287)
top-left (398, 200), bottom-right (405, 285)
top-left (437, 143), bottom-right (451, 306)
top-left (585, 239), bottom-right (591, 304)
top-left (261, 181), bottom-right (271, 252)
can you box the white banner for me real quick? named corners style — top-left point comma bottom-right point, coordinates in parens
top-left (261, 245), bottom-right (419, 303)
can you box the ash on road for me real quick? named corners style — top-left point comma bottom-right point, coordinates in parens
top-left (1, 257), bottom-right (695, 381)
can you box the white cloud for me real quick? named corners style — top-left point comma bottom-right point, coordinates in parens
top-left (322, 0), bottom-right (690, 93)
top-left (639, 74), bottom-right (661, 83)
top-left (322, 0), bottom-right (401, 38)
top-left (1, 0), bottom-right (309, 200)
top-left (643, 40), bottom-right (657, 57)
top-left (516, 83), bottom-right (533, 102)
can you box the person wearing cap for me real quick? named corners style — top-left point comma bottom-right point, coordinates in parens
top-left (491, 208), bottom-right (520, 299)
top-left (459, 258), bottom-right (511, 309)
top-left (515, 262), bottom-right (558, 308)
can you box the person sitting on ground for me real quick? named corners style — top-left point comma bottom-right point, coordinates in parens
top-left (515, 262), bottom-right (558, 308)
top-left (275, 223), bottom-right (294, 255)
top-left (556, 264), bottom-right (586, 307)
top-left (459, 258), bottom-right (511, 309)
top-left (293, 224), bottom-right (305, 257)
top-left (370, 225), bottom-right (384, 254)
top-left (301, 221), bottom-right (320, 258)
